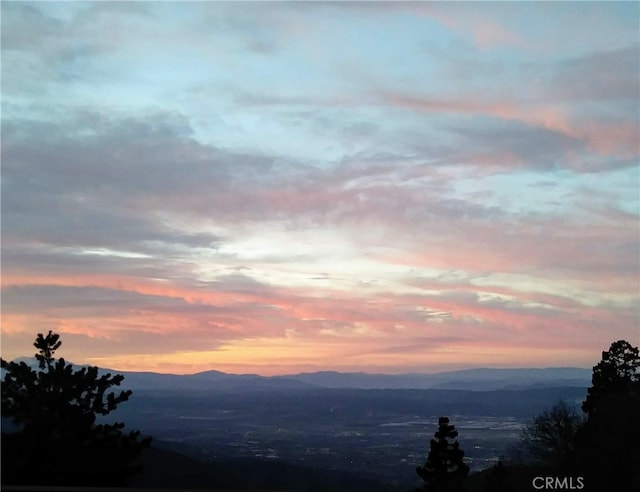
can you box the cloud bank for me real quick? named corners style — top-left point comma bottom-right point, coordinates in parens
top-left (2, 2), bottom-right (638, 374)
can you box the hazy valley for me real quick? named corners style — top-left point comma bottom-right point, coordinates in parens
top-left (2, 361), bottom-right (592, 489)
top-left (102, 367), bottom-right (589, 490)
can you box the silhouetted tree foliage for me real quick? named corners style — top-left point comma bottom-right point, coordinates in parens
top-left (1, 331), bottom-right (151, 486)
top-left (574, 340), bottom-right (640, 491)
top-left (520, 400), bottom-right (583, 467)
top-left (582, 339), bottom-right (640, 417)
top-left (416, 416), bottom-right (469, 492)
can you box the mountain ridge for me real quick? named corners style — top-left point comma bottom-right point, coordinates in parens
top-left (281, 367), bottom-right (592, 391)
top-left (2, 357), bottom-right (591, 391)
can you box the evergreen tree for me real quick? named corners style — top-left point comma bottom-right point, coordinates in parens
top-left (416, 416), bottom-right (470, 491)
top-left (575, 340), bottom-right (640, 491)
top-left (582, 339), bottom-right (640, 417)
top-left (1, 331), bottom-right (151, 486)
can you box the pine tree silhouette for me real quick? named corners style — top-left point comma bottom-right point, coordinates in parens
top-left (574, 340), bottom-right (640, 491)
top-left (416, 416), bottom-right (470, 491)
top-left (1, 331), bottom-right (151, 486)
top-left (582, 340), bottom-right (640, 417)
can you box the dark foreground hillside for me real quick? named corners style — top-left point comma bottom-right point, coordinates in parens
top-left (133, 443), bottom-right (391, 491)
top-left (131, 447), bottom-right (597, 492)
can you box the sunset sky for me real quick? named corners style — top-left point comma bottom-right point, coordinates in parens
top-left (2, 2), bottom-right (639, 375)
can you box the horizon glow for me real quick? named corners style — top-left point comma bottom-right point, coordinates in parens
top-left (1, 2), bottom-right (639, 376)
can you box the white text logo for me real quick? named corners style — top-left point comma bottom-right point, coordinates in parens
top-left (532, 476), bottom-right (585, 490)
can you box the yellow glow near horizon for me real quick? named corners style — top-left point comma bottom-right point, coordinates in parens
top-left (80, 337), bottom-right (597, 376)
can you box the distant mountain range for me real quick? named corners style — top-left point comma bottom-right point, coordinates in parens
top-left (113, 366), bottom-right (593, 392)
top-left (282, 367), bottom-right (592, 391)
top-left (3, 357), bottom-right (592, 391)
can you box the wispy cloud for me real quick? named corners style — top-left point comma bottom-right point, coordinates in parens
top-left (1, 2), bottom-right (638, 374)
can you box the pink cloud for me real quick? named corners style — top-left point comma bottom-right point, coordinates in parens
top-left (3, 266), bottom-right (634, 373)
top-left (380, 92), bottom-right (638, 163)
top-left (580, 120), bottom-right (639, 160)
top-left (404, 3), bottom-right (527, 50)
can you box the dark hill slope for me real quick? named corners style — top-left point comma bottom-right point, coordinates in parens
top-left (133, 442), bottom-right (390, 491)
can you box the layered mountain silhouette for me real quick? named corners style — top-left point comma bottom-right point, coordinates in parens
top-left (4, 359), bottom-right (590, 392)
